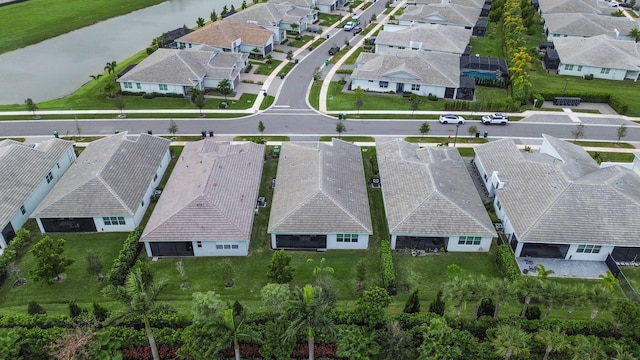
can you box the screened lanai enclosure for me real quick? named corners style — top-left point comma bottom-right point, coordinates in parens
top-left (461, 56), bottom-right (509, 82)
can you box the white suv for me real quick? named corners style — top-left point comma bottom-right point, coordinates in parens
top-left (343, 21), bottom-right (355, 31)
top-left (482, 113), bottom-right (509, 125)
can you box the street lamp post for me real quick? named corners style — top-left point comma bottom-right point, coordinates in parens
top-left (453, 123), bottom-right (460, 147)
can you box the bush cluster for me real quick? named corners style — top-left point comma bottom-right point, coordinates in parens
top-left (496, 244), bottom-right (520, 280)
top-left (380, 240), bottom-right (397, 295)
top-left (444, 98), bottom-right (520, 112)
top-left (0, 229), bottom-right (32, 287)
top-left (538, 91), bottom-right (629, 114)
top-left (107, 228), bottom-right (143, 286)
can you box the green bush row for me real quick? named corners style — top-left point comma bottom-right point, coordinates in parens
top-left (444, 99), bottom-right (520, 112)
top-left (380, 240), bottom-right (397, 295)
top-left (538, 91), bottom-right (629, 114)
top-left (107, 228), bottom-right (143, 286)
top-left (495, 244), bottom-right (520, 280)
top-left (0, 229), bottom-right (32, 287)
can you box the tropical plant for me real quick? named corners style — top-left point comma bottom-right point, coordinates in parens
top-left (562, 284), bottom-right (587, 320)
top-left (535, 263), bottom-right (555, 279)
top-left (210, 10), bottom-right (217, 22)
top-left (196, 17), bottom-right (205, 27)
top-left (218, 78), bottom-right (232, 102)
top-left (378, 321), bottom-right (419, 360)
top-left (104, 61), bottom-right (117, 75)
top-left (103, 81), bottom-right (119, 98)
top-left (216, 307), bottom-right (261, 360)
top-left (337, 327), bottom-right (379, 360)
top-left (260, 283), bottom-right (290, 314)
top-left (89, 74), bottom-right (102, 82)
top-left (352, 286), bottom-right (392, 327)
top-left (30, 236), bottom-right (74, 284)
top-left (489, 277), bottom-right (516, 321)
top-left (569, 335), bottom-right (607, 360)
top-left (599, 270), bottom-right (619, 292)
top-left (441, 277), bottom-right (466, 317)
top-left (335, 121), bottom-right (346, 138)
top-left (290, 22), bottom-right (300, 33)
top-left (102, 267), bottom-right (168, 360)
top-left (308, 257), bottom-right (334, 279)
top-left (587, 286), bottom-right (610, 321)
top-left (515, 276), bottom-right (543, 317)
top-left (241, 0), bottom-right (247, 9)
top-left (535, 327), bottom-right (569, 360)
top-left (282, 285), bottom-right (336, 360)
top-left (489, 325), bottom-right (531, 360)
top-left (629, 28), bottom-right (640, 42)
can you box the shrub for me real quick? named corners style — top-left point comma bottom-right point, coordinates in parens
top-left (93, 302), bottom-right (109, 322)
top-left (68, 301), bottom-right (85, 319)
top-left (428, 290), bottom-right (445, 316)
top-left (525, 305), bottom-right (541, 320)
top-left (0, 228), bottom-right (32, 287)
top-left (142, 92), bottom-right (156, 99)
top-left (532, 93), bottom-right (544, 108)
top-left (427, 93), bottom-right (438, 101)
top-left (380, 240), bottom-right (397, 295)
top-left (244, 64), bottom-right (253, 73)
top-left (107, 228), bottom-right (143, 286)
top-left (27, 301), bottom-right (46, 315)
top-left (496, 244), bottom-right (520, 280)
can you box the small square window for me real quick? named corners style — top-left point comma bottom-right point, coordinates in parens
top-left (136, 83), bottom-right (141, 89)
top-left (197, 241), bottom-right (202, 248)
top-left (159, 84), bottom-right (168, 91)
top-left (216, 244), bottom-right (223, 249)
top-left (124, 82), bottom-right (132, 89)
top-left (20, 205), bottom-right (26, 215)
top-left (379, 81), bottom-right (389, 88)
top-left (46, 172), bottom-right (53, 183)
top-left (232, 244), bottom-right (239, 249)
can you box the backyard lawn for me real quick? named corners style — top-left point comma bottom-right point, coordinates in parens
top-left (621, 266), bottom-right (640, 296)
top-left (325, 82), bottom-right (447, 111)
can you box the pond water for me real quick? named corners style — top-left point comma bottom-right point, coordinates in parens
top-left (0, 0), bottom-right (244, 105)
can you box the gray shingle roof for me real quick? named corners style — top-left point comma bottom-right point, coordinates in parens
top-left (377, 140), bottom-right (494, 236)
top-left (553, 35), bottom-right (640, 71)
top-left (268, 139), bottom-right (372, 234)
top-left (32, 133), bottom-right (170, 218)
top-left (352, 50), bottom-right (460, 87)
top-left (141, 141), bottom-right (264, 242)
top-left (270, 0), bottom-right (315, 8)
top-left (176, 22), bottom-right (273, 48)
top-left (118, 48), bottom-right (247, 85)
top-left (474, 135), bottom-right (640, 246)
top-left (224, 3), bottom-right (313, 26)
top-left (399, 4), bottom-right (482, 27)
top-left (544, 13), bottom-right (638, 38)
top-left (0, 139), bottom-right (74, 226)
top-left (412, 0), bottom-right (485, 8)
top-left (538, 0), bottom-right (603, 13)
top-left (376, 24), bottom-right (471, 54)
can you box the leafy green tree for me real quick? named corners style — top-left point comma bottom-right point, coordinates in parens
top-left (220, 258), bottom-right (235, 287)
top-left (308, 257), bottom-right (334, 279)
top-left (355, 259), bottom-right (366, 289)
top-left (30, 236), bottom-right (74, 284)
top-left (613, 300), bottom-right (640, 339)
top-left (446, 263), bottom-right (463, 279)
top-left (403, 288), bottom-right (420, 314)
top-left (352, 286), bottom-right (392, 327)
top-left (0, 328), bottom-right (23, 360)
top-left (572, 123), bottom-right (585, 143)
top-left (103, 81), bottom-right (119, 98)
top-left (286, 50), bottom-right (293, 60)
top-left (535, 327), bottom-right (569, 360)
top-left (260, 283), bottom-right (290, 314)
top-left (241, 0), bottom-right (247, 9)
top-left (196, 17), bottom-right (205, 27)
top-left (420, 317), bottom-right (480, 360)
top-left (24, 98), bottom-right (38, 118)
top-left (335, 121), bottom-right (346, 138)
top-left (102, 268), bottom-right (168, 360)
top-left (114, 95), bottom-right (125, 117)
top-left (489, 325), bottom-right (531, 360)
top-left (409, 94), bottom-right (423, 118)
top-left (587, 286), bottom-right (610, 321)
top-left (27, 301), bottom-right (46, 315)
top-left (569, 335), bottom-right (606, 360)
top-left (428, 290), bottom-right (445, 316)
top-left (468, 125), bottom-right (478, 138)
top-left (290, 22), bottom-right (300, 33)
top-left (354, 86), bottom-right (364, 115)
top-left (221, 5), bottom-right (229, 16)
top-left (419, 121), bottom-right (430, 139)
top-left (260, 321), bottom-right (295, 360)
top-left (257, 120), bottom-right (266, 139)
top-left (336, 327), bottom-right (379, 360)
top-left (230, 4), bottom-right (236, 12)
top-left (210, 10), bottom-right (217, 22)
top-left (194, 93), bottom-right (206, 116)
top-left (599, 270), bottom-right (619, 292)
top-left (251, 47), bottom-right (261, 59)
top-left (266, 250), bottom-right (294, 284)
top-left (282, 285), bottom-right (336, 360)
top-left (617, 124), bottom-right (628, 143)
top-left (167, 119), bottom-right (178, 136)
top-left (86, 251), bottom-right (103, 280)
top-left (218, 78), bottom-right (232, 102)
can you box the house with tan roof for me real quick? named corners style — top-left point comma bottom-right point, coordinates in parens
top-left (544, 13), bottom-right (638, 41)
top-left (0, 138), bottom-right (75, 252)
top-left (224, 3), bottom-right (318, 43)
top-left (377, 140), bottom-right (495, 252)
top-left (32, 133), bottom-right (170, 234)
top-left (270, 0), bottom-right (345, 13)
top-left (351, 50), bottom-right (475, 100)
top-left (268, 139), bottom-right (372, 250)
top-left (553, 35), bottom-right (640, 81)
top-left (398, 3), bottom-right (482, 29)
top-left (376, 24), bottom-right (472, 55)
top-left (141, 141), bottom-right (264, 257)
top-left (175, 21), bottom-right (275, 56)
top-left (474, 134), bottom-right (640, 264)
top-left (117, 46), bottom-right (248, 95)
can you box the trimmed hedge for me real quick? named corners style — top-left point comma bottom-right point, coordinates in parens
top-left (380, 240), bottom-right (397, 295)
top-left (107, 228), bottom-right (143, 286)
top-left (0, 228), bottom-right (32, 287)
top-left (538, 91), bottom-right (629, 114)
top-left (496, 244), bottom-right (520, 280)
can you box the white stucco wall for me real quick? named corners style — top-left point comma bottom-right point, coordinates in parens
top-left (95, 216), bottom-right (136, 232)
top-left (565, 244), bottom-right (613, 261)
top-left (351, 78), bottom-right (448, 97)
top-left (558, 63), bottom-right (636, 81)
top-left (119, 81), bottom-right (187, 95)
top-left (446, 236), bottom-right (492, 252)
top-left (193, 240), bottom-right (249, 256)
top-left (270, 233), bottom-right (369, 249)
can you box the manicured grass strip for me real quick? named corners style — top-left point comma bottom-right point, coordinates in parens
top-left (319, 136), bottom-right (375, 142)
top-left (318, 13), bottom-right (343, 26)
top-left (405, 137), bottom-right (488, 144)
top-left (253, 60), bottom-right (283, 76)
top-left (575, 141), bottom-right (635, 149)
top-left (232, 136), bottom-right (290, 142)
top-left (309, 81), bottom-right (321, 110)
top-left (285, 35), bottom-right (315, 48)
top-left (588, 151), bottom-right (635, 163)
top-left (0, 0), bottom-right (166, 55)
top-left (326, 82), bottom-right (447, 111)
top-left (620, 266), bottom-right (640, 297)
top-left (468, 22), bottom-right (504, 58)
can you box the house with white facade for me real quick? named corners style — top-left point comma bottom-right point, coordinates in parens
top-left (544, 13), bottom-right (638, 41)
top-left (375, 24), bottom-right (472, 55)
top-left (270, 0), bottom-right (345, 13)
top-left (398, 4), bottom-right (482, 30)
top-left (117, 46), bottom-right (248, 95)
top-left (224, 3), bottom-right (318, 43)
top-left (377, 140), bottom-right (495, 252)
top-left (537, 0), bottom-right (604, 14)
top-left (474, 134), bottom-right (640, 263)
top-left (140, 141), bottom-right (264, 257)
top-left (175, 21), bottom-right (275, 56)
top-left (268, 139), bottom-right (372, 250)
top-left (553, 35), bottom-right (640, 81)
top-left (351, 50), bottom-right (474, 100)
top-left (32, 133), bottom-right (170, 234)
top-left (0, 139), bottom-right (75, 252)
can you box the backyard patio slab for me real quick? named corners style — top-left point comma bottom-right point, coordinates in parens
top-left (517, 257), bottom-right (609, 279)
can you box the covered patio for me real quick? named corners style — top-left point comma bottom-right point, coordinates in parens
top-left (516, 257), bottom-right (609, 279)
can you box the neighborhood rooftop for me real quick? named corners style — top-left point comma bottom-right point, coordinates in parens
top-left (544, 13), bottom-right (639, 39)
top-left (141, 141), bottom-right (264, 242)
top-left (176, 21), bottom-right (273, 48)
top-left (474, 135), bottom-right (640, 246)
top-left (376, 24), bottom-right (472, 54)
top-left (32, 133), bottom-right (170, 218)
top-left (399, 3), bottom-right (483, 27)
top-left (377, 139), bottom-right (495, 237)
top-left (553, 35), bottom-right (640, 71)
top-left (268, 139), bottom-right (372, 234)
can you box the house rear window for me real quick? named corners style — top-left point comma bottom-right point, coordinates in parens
top-left (379, 81), bottom-right (389, 88)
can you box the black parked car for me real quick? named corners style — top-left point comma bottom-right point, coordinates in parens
top-left (352, 26), bottom-right (363, 35)
top-left (328, 46), bottom-right (340, 55)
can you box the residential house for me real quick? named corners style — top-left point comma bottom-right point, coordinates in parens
top-left (544, 13), bottom-right (638, 41)
top-left (141, 141), bottom-right (264, 257)
top-left (474, 134), bottom-right (640, 263)
top-left (537, 0), bottom-right (603, 14)
top-left (268, 139), bottom-right (373, 250)
top-left (117, 46), bottom-right (248, 95)
top-left (376, 24), bottom-right (472, 55)
top-left (407, 0), bottom-right (486, 8)
top-left (377, 140), bottom-right (495, 252)
top-left (460, 56), bottom-right (509, 81)
top-left (270, 0), bottom-right (345, 14)
top-left (224, 3), bottom-right (318, 43)
top-left (0, 139), bottom-right (75, 252)
top-left (351, 50), bottom-right (475, 100)
top-left (553, 35), bottom-right (640, 81)
top-left (398, 4), bottom-right (482, 30)
top-left (157, 26), bottom-right (194, 48)
top-left (175, 21), bottom-right (275, 56)
top-left (32, 133), bottom-right (170, 234)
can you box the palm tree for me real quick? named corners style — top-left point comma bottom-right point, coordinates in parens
top-left (562, 284), bottom-right (586, 321)
top-left (490, 325), bottom-right (531, 360)
top-left (89, 74), bottom-right (102, 82)
top-left (540, 281), bottom-right (564, 320)
top-left (215, 307), bottom-right (261, 360)
top-left (290, 22), bottom-right (300, 34)
top-left (102, 268), bottom-right (167, 360)
top-left (490, 277), bottom-right (516, 321)
top-left (515, 276), bottom-right (543, 317)
top-left (599, 270), bottom-right (619, 292)
top-left (464, 276), bottom-right (490, 320)
top-left (535, 263), bottom-right (555, 279)
top-left (218, 78), bottom-right (232, 102)
top-left (569, 335), bottom-right (607, 360)
top-left (535, 328), bottom-right (569, 360)
top-left (587, 286), bottom-right (610, 321)
top-left (282, 285), bottom-right (336, 360)
top-left (441, 277), bottom-right (466, 317)
top-left (629, 28), bottom-right (640, 42)
top-left (104, 61), bottom-right (117, 75)
top-left (258, 121), bottom-right (266, 139)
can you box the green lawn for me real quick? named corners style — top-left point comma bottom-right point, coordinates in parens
top-left (575, 141), bottom-right (635, 149)
top-left (405, 137), bottom-right (488, 144)
top-left (0, 0), bottom-right (166, 55)
top-left (319, 136), bottom-right (375, 142)
top-left (326, 82), bottom-right (447, 111)
top-left (285, 35), bottom-right (315, 48)
top-left (232, 136), bottom-right (290, 142)
top-left (318, 13), bottom-right (343, 26)
top-left (588, 151), bottom-right (635, 163)
top-left (621, 266), bottom-right (640, 296)
top-left (251, 60), bottom-right (283, 76)
top-left (468, 22), bottom-right (505, 58)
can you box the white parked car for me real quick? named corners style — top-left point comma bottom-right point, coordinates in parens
top-left (343, 21), bottom-right (355, 31)
top-left (482, 113), bottom-right (509, 125)
top-left (438, 114), bottom-right (465, 124)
